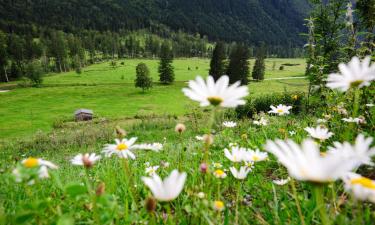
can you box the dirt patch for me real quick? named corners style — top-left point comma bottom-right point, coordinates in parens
top-left (0, 90), bottom-right (10, 93)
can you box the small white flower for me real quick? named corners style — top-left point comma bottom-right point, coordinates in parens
top-left (244, 161), bottom-right (254, 169)
top-left (142, 169), bottom-right (187, 202)
top-left (289, 131), bottom-right (296, 136)
top-left (145, 166), bottom-right (159, 176)
top-left (327, 134), bottom-right (375, 168)
top-left (213, 169), bottom-right (227, 178)
top-left (212, 162), bottom-right (223, 168)
top-left (326, 56), bottom-right (375, 92)
top-left (342, 117), bottom-right (365, 124)
top-left (14, 157), bottom-right (58, 181)
top-left (229, 142), bottom-right (238, 147)
top-left (268, 104), bottom-right (292, 116)
top-left (265, 138), bottom-right (361, 182)
top-left (197, 192), bottom-right (205, 199)
top-left (304, 126), bottom-right (334, 141)
top-left (102, 138), bottom-right (138, 159)
top-left (161, 161), bottom-right (170, 168)
top-left (246, 149), bottom-right (268, 162)
top-left (230, 166), bottom-right (251, 180)
top-left (195, 135), bottom-right (204, 141)
top-left (71, 153), bottom-right (101, 168)
top-left (253, 117), bottom-right (269, 126)
top-left (223, 121), bottom-right (237, 128)
top-left (317, 119), bottom-right (327, 124)
top-left (342, 173), bottom-right (375, 203)
top-left (134, 143), bottom-right (163, 152)
top-left (224, 146), bottom-right (250, 163)
top-left (366, 103), bottom-right (374, 107)
top-left (182, 75), bottom-right (249, 108)
top-left (272, 177), bottom-right (291, 186)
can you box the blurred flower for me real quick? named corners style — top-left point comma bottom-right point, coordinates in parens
top-left (212, 162), bottom-right (223, 168)
top-left (161, 161), bottom-right (170, 168)
top-left (244, 161), bottom-right (254, 169)
top-left (115, 126), bottom-right (127, 138)
top-left (366, 103), bottom-right (374, 108)
top-left (342, 117), bottom-right (365, 124)
top-left (145, 166), bottom-right (159, 176)
top-left (145, 197), bottom-right (157, 213)
top-left (13, 157), bottom-right (58, 182)
top-left (200, 163), bottom-right (208, 173)
top-left (292, 95), bottom-right (298, 100)
top-left (213, 200), bottom-right (225, 211)
top-left (289, 131), bottom-right (296, 136)
top-left (253, 117), bottom-right (269, 126)
top-left (265, 138), bottom-right (361, 182)
top-left (133, 143), bottom-right (163, 152)
top-left (317, 119), bottom-right (327, 124)
top-left (142, 169), bottom-right (187, 202)
top-left (342, 173), bottom-right (375, 203)
top-left (230, 166), bottom-right (251, 179)
top-left (328, 134), bottom-right (375, 168)
top-left (203, 134), bottom-right (214, 145)
top-left (224, 146), bottom-right (250, 163)
top-left (96, 182), bottom-right (105, 196)
top-left (102, 138), bottom-right (138, 159)
top-left (223, 121), bottom-right (237, 128)
top-left (71, 153), bottom-right (101, 168)
top-left (272, 177), bottom-right (291, 186)
top-left (268, 104), bottom-right (292, 116)
top-left (175, 123), bottom-right (186, 133)
top-left (213, 169), bottom-right (227, 178)
top-left (197, 192), bottom-right (205, 199)
top-left (182, 75), bottom-right (249, 108)
top-left (304, 126), bottom-right (333, 141)
top-left (195, 135), bottom-right (204, 141)
top-left (326, 56), bottom-right (375, 92)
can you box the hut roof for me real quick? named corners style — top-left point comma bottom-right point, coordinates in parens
top-left (74, 109), bottom-right (93, 115)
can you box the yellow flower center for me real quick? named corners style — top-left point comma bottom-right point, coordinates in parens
top-left (23, 157), bottom-right (39, 168)
top-left (214, 201), bottom-right (225, 210)
top-left (207, 96), bottom-right (223, 106)
top-left (252, 155), bottom-right (260, 161)
top-left (292, 95), bottom-right (298, 100)
top-left (116, 143), bottom-right (128, 151)
top-left (215, 169), bottom-right (224, 176)
top-left (277, 109), bottom-right (284, 113)
top-left (350, 80), bottom-right (364, 88)
top-left (351, 177), bottom-right (375, 190)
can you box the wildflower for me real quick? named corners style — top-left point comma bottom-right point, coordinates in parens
top-left (246, 149), bottom-right (268, 162)
top-left (265, 138), bottom-right (361, 182)
top-left (327, 134), bottom-right (375, 168)
top-left (175, 123), bottom-right (186, 133)
top-left (289, 131), bottom-right (296, 136)
top-left (71, 153), bottom-right (101, 168)
top-left (342, 173), bottom-right (375, 203)
top-left (244, 161), bottom-right (254, 169)
top-left (292, 95), bottom-right (298, 100)
top-left (133, 143), bottom-right (163, 152)
top-left (102, 138), bottom-right (138, 159)
top-left (342, 117), bottom-right (365, 124)
top-left (366, 103), bottom-right (374, 108)
top-left (253, 117), bottom-right (269, 126)
top-left (200, 163), bottom-right (208, 173)
top-left (213, 169), bottom-right (227, 178)
top-left (145, 166), bottom-right (159, 176)
top-left (268, 104), bottom-right (292, 116)
top-left (272, 177), bottom-right (291, 186)
top-left (96, 182), bottom-right (106, 196)
top-left (195, 135), bottom-right (204, 141)
top-left (213, 200), bottom-right (225, 211)
top-left (241, 134), bottom-right (248, 140)
top-left (142, 169), bottom-right (187, 202)
top-left (212, 162), bottom-right (223, 168)
top-left (197, 192), bottom-right (205, 199)
top-left (115, 126), bottom-right (127, 138)
top-left (223, 121), bottom-right (237, 128)
top-left (326, 56), bottom-right (375, 92)
top-left (230, 166), bottom-right (251, 179)
top-left (13, 157), bottom-right (58, 182)
top-left (182, 75), bottom-right (249, 108)
top-left (224, 146), bottom-right (250, 163)
top-left (161, 161), bottom-right (170, 168)
top-left (145, 197), bottom-right (157, 213)
top-left (317, 118), bottom-right (327, 124)
top-left (304, 126), bottom-right (333, 141)
top-left (203, 134), bottom-right (214, 145)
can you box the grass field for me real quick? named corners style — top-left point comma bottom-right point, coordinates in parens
top-left (0, 58), bottom-right (307, 139)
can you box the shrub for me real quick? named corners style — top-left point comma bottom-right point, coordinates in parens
top-left (25, 61), bottom-right (44, 86)
top-left (279, 65), bottom-right (284, 70)
top-left (135, 63), bottom-right (153, 91)
top-left (235, 92), bottom-right (305, 118)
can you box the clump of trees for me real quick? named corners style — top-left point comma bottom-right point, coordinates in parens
top-left (158, 42), bottom-right (175, 84)
top-left (252, 43), bottom-right (266, 81)
top-left (226, 43), bottom-right (250, 85)
top-left (135, 63), bottom-right (153, 92)
top-left (209, 42), bottom-right (226, 81)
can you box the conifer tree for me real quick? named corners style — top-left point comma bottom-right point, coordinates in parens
top-left (226, 43), bottom-right (250, 85)
top-left (135, 63), bottom-right (153, 92)
top-left (209, 42), bottom-right (226, 80)
top-left (158, 42), bottom-right (174, 84)
top-left (252, 44), bottom-right (266, 81)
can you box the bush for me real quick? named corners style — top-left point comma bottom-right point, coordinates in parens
top-left (25, 61), bottom-right (44, 86)
top-left (135, 63), bottom-right (153, 91)
top-left (279, 65), bottom-right (284, 70)
top-left (235, 92), bottom-right (305, 118)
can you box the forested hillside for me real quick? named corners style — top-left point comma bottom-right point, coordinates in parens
top-left (0, 0), bottom-right (310, 46)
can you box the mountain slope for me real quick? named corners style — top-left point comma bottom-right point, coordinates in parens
top-left (0, 0), bottom-right (310, 46)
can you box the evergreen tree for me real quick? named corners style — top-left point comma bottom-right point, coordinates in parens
top-left (252, 44), bottom-right (266, 81)
top-left (135, 63), bottom-right (153, 92)
top-left (158, 42), bottom-right (174, 84)
top-left (226, 43), bottom-right (250, 85)
top-left (0, 31), bottom-right (9, 82)
top-left (356, 0), bottom-right (375, 55)
top-left (209, 42), bottom-right (226, 80)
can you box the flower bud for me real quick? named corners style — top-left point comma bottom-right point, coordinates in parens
top-left (145, 197), bottom-right (157, 213)
top-left (200, 163), bottom-right (208, 174)
top-left (96, 182), bottom-right (105, 196)
top-left (175, 123), bottom-right (186, 133)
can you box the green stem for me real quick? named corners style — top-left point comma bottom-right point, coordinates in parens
top-left (83, 169), bottom-right (100, 224)
top-left (290, 179), bottom-right (306, 225)
top-left (204, 107), bottom-right (217, 163)
top-left (313, 184), bottom-right (330, 225)
top-left (352, 88), bottom-right (360, 118)
top-left (122, 158), bottom-right (138, 207)
top-left (235, 181), bottom-right (242, 225)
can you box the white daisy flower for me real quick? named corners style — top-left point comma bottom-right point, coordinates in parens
top-left (304, 126), bottom-right (334, 141)
top-left (326, 56), bottom-right (375, 92)
top-left (317, 119), bottom-right (327, 124)
top-left (142, 169), bottom-right (187, 202)
top-left (253, 117), bottom-right (269, 126)
top-left (13, 157), bottom-right (58, 182)
top-left (327, 134), bottom-right (375, 168)
top-left (182, 75), bottom-right (249, 108)
top-left (224, 146), bottom-right (250, 163)
top-left (342, 173), bottom-right (375, 203)
top-left (195, 135), bottom-right (204, 141)
top-left (342, 117), bottom-right (365, 124)
top-left (244, 161), bottom-right (254, 169)
top-left (102, 138), bottom-right (139, 159)
top-left (197, 192), bottom-right (205, 199)
top-left (366, 103), bottom-right (374, 107)
top-left (230, 166), bottom-right (251, 180)
top-left (268, 104), bottom-right (293, 116)
top-left (145, 166), bottom-right (159, 176)
top-left (246, 149), bottom-right (268, 162)
top-left (272, 177), bottom-right (291, 186)
top-left (71, 153), bottom-right (101, 168)
top-left (133, 143), bottom-right (163, 152)
top-left (213, 169), bottom-right (227, 178)
top-left (265, 138), bottom-right (361, 182)
top-left (223, 121), bottom-right (237, 128)
top-left (289, 131), bottom-right (296, 136)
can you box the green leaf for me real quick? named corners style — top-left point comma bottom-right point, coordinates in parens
top-left (64, 183), bottom-right (87, 198)
top-left (15, 212), bottom-right (35, 224)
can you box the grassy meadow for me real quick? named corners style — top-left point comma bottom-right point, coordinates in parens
top-left (0, 58), bottom-right (307, 139)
